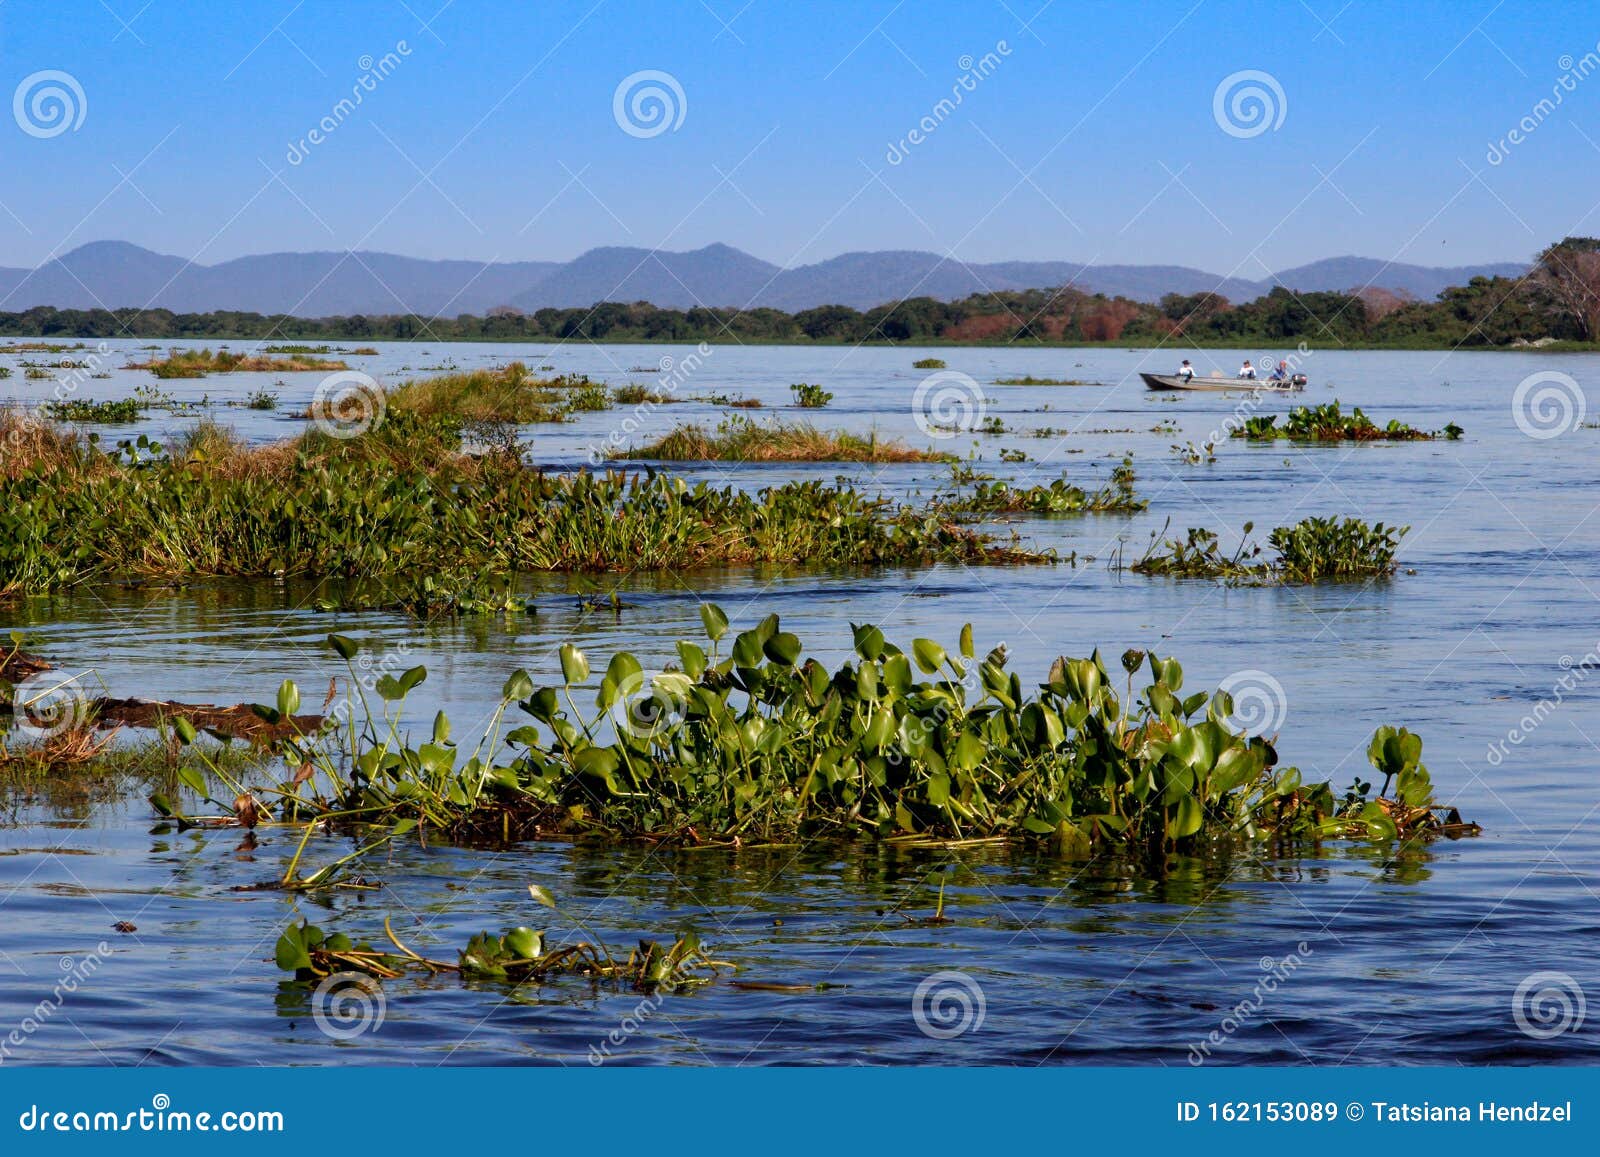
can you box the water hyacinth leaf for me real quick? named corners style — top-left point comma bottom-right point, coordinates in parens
top-left (676, 641), bottom-right (707, 680)
top-left (927, 773), bottom-right (951, 807)
top-left (559, 643), bottom-right (589, 685)
top-left (754, 614), bottom-right (779, 644)
top-left (503, 927), bottom-right (543, 960)
top-left (399, 665), bottom-right (427, 694)
top-left (374, 674), bottom-right (404, 701)
top-left (177, 766), bottom-right (207, 797)
top-left (606, 652), bottom-right (643, 692)
top-left (527, 884), bottom-right (557, 909)
top-left (327, 634), bottom-right (359, 661)
top-left (959, 623), bottom-right (974, 659)
top-left (274, 926), bottom-right (312, 973)
top-left (432, 710), bottom-right (451, 745)
top-left (502, 670), bottom-right (534, 702)
top-left (852, 623), bottom-right (885, 660)
top-left (1169, 795), bottom-right (1204, 839)
top-left (763, 631), bottom-right (802, 666)
top-left (912, 638), bottom-right (946, 675)
top-left (149, 793), bottom-right (176, 817)
top-left (699, 602), bottom-right (729, 642)
top-left (731, 629), bottom-right (764, 668)
top-left (173, 716), bottom-right (198, 746)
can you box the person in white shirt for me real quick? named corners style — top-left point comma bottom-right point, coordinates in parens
top-left (1238, 360), bottom-right (1256, 380)
top-left (1178, 359), bottom-right (1195, 381)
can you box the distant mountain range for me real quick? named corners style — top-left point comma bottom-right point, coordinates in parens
top-left (0, 240), bottom-right (1527, 318)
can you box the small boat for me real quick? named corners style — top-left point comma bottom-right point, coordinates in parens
top-left (1141, 372), bottom-right (1304, 393)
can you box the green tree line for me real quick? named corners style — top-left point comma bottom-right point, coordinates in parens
top-left (4, 238), bottom-right (1595, 349)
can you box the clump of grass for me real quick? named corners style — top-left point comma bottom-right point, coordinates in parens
top-left (245, 388), bottom-right (279, 411)
top-left (1132, 516), bottom-right (1407, 582)
top-left (0, 410), bottom-right (1041, 596)
top-left (790, 382), bottom-right (833, 408)
top-left (1234, 402), bottom-right (1462, 442)
top-left (993, 376), bottom-right (1093, 386)
top-left (615, 416), bottom-right (954, 463)
top-left (131, 348), bottom-right (350, 378)
top-left (942, 456), bottom-right (1144, 515)
top-left (912, 357), bottom-right (946, 369)
top-left (612, 384), bottom-right (680, 405)
top-left (375, 361), bottom-right (574, 424)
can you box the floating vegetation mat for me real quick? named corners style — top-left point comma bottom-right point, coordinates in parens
top-left (1232, 401), bottom-right (1462, 442)
top-left (125, 618), bottom-right (1476, 874)
top-left (1131, 516), bottom-right (1407, 582)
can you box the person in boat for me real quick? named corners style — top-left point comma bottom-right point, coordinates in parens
top-left (1178, 359), bottom-right (1195, 381)
top-left (1238, 359), bottom-right (1256, 380)
top-left (1269, 360), bottom-right (1288, 382)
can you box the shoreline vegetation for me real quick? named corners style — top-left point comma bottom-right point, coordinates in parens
top-left (0, 366), bottom-right (1052, 601)
top-left (6, 236), bottom-right (1600, 349)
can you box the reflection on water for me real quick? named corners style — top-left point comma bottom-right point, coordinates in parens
top-left (3, 342), bottom-right (1599, 1064)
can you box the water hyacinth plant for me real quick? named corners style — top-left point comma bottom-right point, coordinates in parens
top-left (274, 886), bottom-right (731, 989)
top-left (159, 619), bottom-right (1474, 858)
top-left (1233, 401), bottom-right (1462, 442)
top-left (941, 456), bottom-right (1144, 516)
top-left (1132, 516), bottom-right (1407, 582)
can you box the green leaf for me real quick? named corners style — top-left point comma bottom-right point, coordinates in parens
top-left (503, 927), bottom-right (544, 960)
top-left (274, 926), bottom-right (311, 972)
top-left (912, 638), bottom-right (946, 675)
top-left (852, 623), bottom-right (885, 660)
top-left (502, 670), bottom-right (534, 702)
top-left (276, 679), bottom-right (300, 718)
top-left (1169, 795), bottom-right (1204, 839)
top-left (177, 766), bottom-right (207, 797)
top-left (327, 634), bottom-right (359, 661)
top-left (958, 623), bottom-right (974, 659)
top-left (763, 632), bottom-right (802, 666)
top-left (559, 643), bottom-right (589, 685)
top-left (699, 603), bottom-right (729, 642)
top-left (173, 716), bottom-right (198, 746)
top-left (398, 665), bottom-right (427, 694)
top-left (527, 884), bottom-right (557, 909)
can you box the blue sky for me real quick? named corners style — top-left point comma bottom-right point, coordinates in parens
top-left (1, 0), bottom-right (1596, 274)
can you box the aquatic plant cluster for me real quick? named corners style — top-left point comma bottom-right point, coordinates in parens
top-left (1132, 517), bottom-right (1407, 582)
top-left (1233, 401), bottom-right (1463, 442)
top-left (152, 621), bottom-right (1471, 860)
top-left (942, 457), bottom-right (1144, 516)
top-left (0, 410), bottom-right (1041, 600)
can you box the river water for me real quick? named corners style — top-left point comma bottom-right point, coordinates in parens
top-left (2, 339), bottom-right (1597, 1065)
